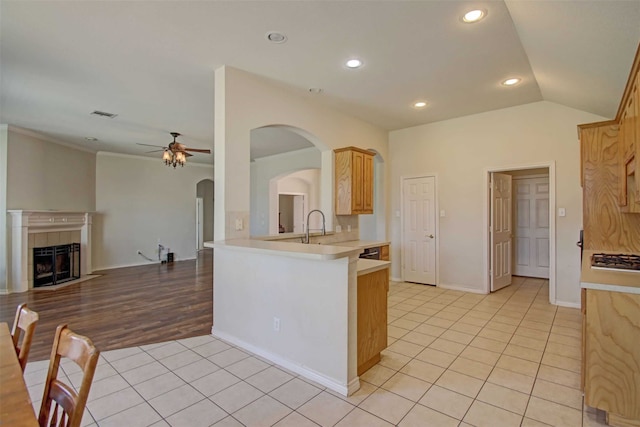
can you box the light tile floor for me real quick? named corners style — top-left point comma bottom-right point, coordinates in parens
top-left (24, 277), bottom-right (609, 426)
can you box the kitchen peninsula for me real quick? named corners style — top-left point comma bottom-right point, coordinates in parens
top-left (205, 238), bottom-right (390, 396)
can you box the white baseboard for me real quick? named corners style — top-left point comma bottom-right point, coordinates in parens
top-left (555, 300), bottom-right (581, 309)
top-left (211, 327), bottom-right (358, 397)
top-left (95, 256), bottom-right (197, 272)
top-left (438, 283), bottom-right (488, 294)
top-left (390, 276), bottom-right (402, 282)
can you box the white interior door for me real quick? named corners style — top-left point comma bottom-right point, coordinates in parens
top-left (491, 173), bottom-right (512, 291)
top-left (402, 176), bottom-right (436, 284)
top-left (514, 177), bottom-right (550, 278)
top-left (196, 197), bottom-right (204, 250)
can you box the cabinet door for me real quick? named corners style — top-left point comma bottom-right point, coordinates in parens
top-left (380, 244), bottom-right (389, 261)
top-left (635, 73), bottom-right (640, 203)
top-left (357, 268), bottom-right (388, 375)
top-left (619, 110), bottom-right (629, 207)
top-left (584, 289), bottom-right (640, 420)
top-left (363, 153), bottom-right (374, 213)
top-left (351, 150), bottom-right (365, 213)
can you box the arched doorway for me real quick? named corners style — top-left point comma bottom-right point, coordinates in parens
top-left (196, 179), bottom-right (214, 249)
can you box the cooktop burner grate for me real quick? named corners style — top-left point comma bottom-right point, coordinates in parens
top-left (591, 253), bottom-right (640, 271)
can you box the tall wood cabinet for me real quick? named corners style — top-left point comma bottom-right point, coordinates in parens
top-left (618, 50), bottom-right (640, 213)
top-left (335, 147), bottom-right (375, 215)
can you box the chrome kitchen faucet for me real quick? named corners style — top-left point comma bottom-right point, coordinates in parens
top-left (304, 209), bottom-right (326, 244)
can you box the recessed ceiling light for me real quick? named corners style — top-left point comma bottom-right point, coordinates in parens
top-left (85, 137), bottom-right (98, 142)
top-left (462, 9), bottom-right (486, 23)
top-left (345, 58), bottom-right (363, 69)
top-left (266, 32), bottom-right (287, 44)
top-left (308, 87), bottom-right (323, 94)
top-left (502, 78), bottom-right (521, 86)
top-left (413, 101), bottom-right (428, 108)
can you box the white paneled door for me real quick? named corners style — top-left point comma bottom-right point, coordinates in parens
top-left (403, 176), bottom-right (436, 285)
top-left (514, 177), bottom-right (550, 278)
top-left (491, 173), bottom-right (512, 291)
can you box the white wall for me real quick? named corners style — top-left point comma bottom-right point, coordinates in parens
top-left (250, 147), bottom-right (321, 236)
top-left (215, 66), bottom-right (389, 241)
top-left (213, 246), bottom-right (357, 394)
top-left (1, 126), bottom-right (96, 293)
top-left (6, 128), bottom-right (96, 211)
top-left (95, 152), bottom-right (213, 270)
top-left (389, 101), bottom-right (606, 305)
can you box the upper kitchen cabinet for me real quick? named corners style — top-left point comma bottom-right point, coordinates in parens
top-left (618, 48), bottom-right (640, 213)
top-left (335, 147), bottom-right (374, 215)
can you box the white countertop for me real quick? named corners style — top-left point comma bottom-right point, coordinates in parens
top-left (251, 232), bottom-right (335, 242)
top-left (204, 239), bottom-right (361, 261)
top-left (330, 240), bottom-right (390, 250)
top-left (581, 250), bottom-right (640, 294)
top-left (357, 259), bottom-right (390, 276)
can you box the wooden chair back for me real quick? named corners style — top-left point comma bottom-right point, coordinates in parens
top-left (11, 303), bottom-right (39, 372)
top-left (38, 324), bottom-right (99, 427)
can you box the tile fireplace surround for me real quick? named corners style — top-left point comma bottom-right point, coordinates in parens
top-left (8, 210), bottom-right (92, 293)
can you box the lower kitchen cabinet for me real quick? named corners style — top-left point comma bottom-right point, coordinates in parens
top-left (583, 288), bottom-right (640, 426)
top-left (357, 267), bottom-right (388, 375)
top-left (380, 244), bottom-right (389, 261)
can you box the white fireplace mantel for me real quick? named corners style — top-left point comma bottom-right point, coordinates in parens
top-left (8, 210), bottom-right (93, 293)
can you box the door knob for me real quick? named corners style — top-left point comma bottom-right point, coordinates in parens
top-left (427, 234), bottom-right (434, 239)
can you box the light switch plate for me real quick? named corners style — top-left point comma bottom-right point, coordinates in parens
top-left (440, 210), bottom-right (446, 217)
top-left (558, 208), bottom-right (566, 217)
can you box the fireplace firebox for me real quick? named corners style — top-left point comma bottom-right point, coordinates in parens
top-left (33, 243), bottom-right (80, 287)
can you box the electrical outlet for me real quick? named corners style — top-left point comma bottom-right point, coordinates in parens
top-left (273, 317), bottom-right (280, 332)
top-left (347, 225), bottom-right (351, 232)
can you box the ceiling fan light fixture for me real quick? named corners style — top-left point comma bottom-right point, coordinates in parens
top-left (462, 9), bottom-right (486, 23)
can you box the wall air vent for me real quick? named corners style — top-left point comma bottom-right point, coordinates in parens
top-left (90, 110), bottom-right (118, 118)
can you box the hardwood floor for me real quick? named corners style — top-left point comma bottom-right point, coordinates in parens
top-left (0, 249), bottom-right (213, 362)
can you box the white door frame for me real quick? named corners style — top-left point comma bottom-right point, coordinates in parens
top-left (483, 162), bottom-right (557, 304)
top-left (196, 197), bottom-right (204, 251)
top-left (400, 174), bottom-right (439, 285)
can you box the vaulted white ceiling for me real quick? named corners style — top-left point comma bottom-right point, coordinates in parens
top-left (1, 1), bottom-right (639, 162)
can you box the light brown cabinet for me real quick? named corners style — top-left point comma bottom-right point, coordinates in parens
top-left (380, 244), bottom-right (389, 261)
top-left (357, 267), bottom-right (388, 375)
top-left (335, 147), bottom-right (374, 215)
top-left (618, 51), bottom-right (640, 213)
top-left (583, 288), bottom-right (640, 426)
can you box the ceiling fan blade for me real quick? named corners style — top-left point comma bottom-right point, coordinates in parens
top-left (184, 152), bottom-right (193, 157)
top-left (184, 148), bottom-right (212, 154)
top-left (145, 149), bottom-right (165, 153)
top-left (136, 143), bottom-right (166, 148)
